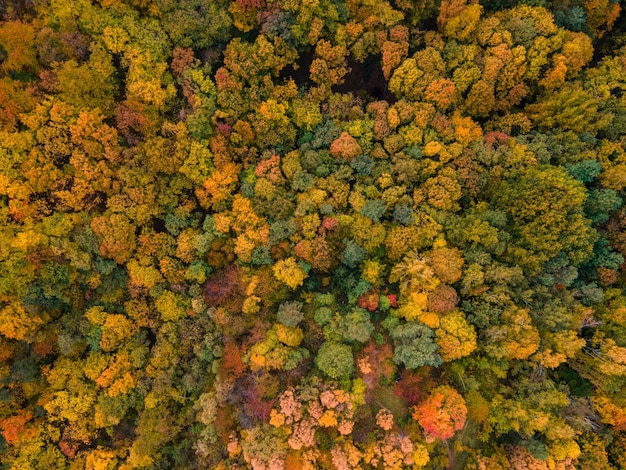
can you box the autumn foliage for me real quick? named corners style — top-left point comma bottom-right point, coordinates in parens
top-left (413, 385), bottom-right (467, 441)
top-left (0, 0), bottom-right (625, 468)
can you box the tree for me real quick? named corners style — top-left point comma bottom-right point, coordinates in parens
top-left (0, 303), bottom-right (44, 341)
top-left (527, 84), bottom-right (611, 135)
top-left (389, 320), bottom-right (442, 369)
top-left (428, 284), bottom-right (458, 313)
top-left (583, 0), bottom-right (621, 38)
top-left (0, 78), bottom-right (34, 130)
top-left (339, 308), bottom-right (374, 343)
top-left (484, 306), bottom-right (540, 361)
top-left (309, 40), bottom-right (349, 97)
top-left (438, 0), bottom-right (482, 41)
top-left (381, 38), bottom-right (409, 80)
top-left (54, 45), bottom-right (118, 115)
top-left (428, 245), bottom-right (464, 284)
top-left (330, 132), bottom-right (363, 161)
top-left (584, 188), bottom-right (623, 224)
top-left (315, 342), bottom-right (354, 379)
top-left (493, 166), bottom-right (598, 275)
top-left (390, 250), bottom-right (438, 295)
top-left (0, 20), bottom-right (39, 76)
top-left (273, 257), bottom-right (307, 289)
top-left (413, 385), bottom-right (467, 441)
top-left (277, 301), bottom-right (304, 327)
top-left (91, 213), bottom-right (137, 265)
top-left (435, 311), bottom-right (477, 361)
top-left (156, 0), bottom-right (232, 49)
top-left (200, 162), bottom-right (240, 210)
top-left (341, 239), bottom-right (367, 268)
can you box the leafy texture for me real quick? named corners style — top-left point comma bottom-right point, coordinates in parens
top-left (1, 0), bottom-right (625, 468)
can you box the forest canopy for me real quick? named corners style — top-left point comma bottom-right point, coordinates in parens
top-left (1, 0), bottom-right (626, 468)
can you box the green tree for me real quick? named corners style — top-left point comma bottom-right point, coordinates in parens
top-left (388, 319), bottom-right (442, 369)
top-left (493, 166), bottom-right (598, 274)
top-left (339, 308), bottom-right (374, 343)
top-left (315, 342), bottom-right (354, 379)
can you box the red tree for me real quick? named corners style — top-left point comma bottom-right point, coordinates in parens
top-left (413, 385), bottom-right (467, 440)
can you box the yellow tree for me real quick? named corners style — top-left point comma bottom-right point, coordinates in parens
top-left (90, 213), bottom-right (137, 264)
top-left (485, 306), bottom-right (540, 360)
top-left (273, 257), bottom-right (307, 289)
top-left (435, 311), bottom-right (477, 361)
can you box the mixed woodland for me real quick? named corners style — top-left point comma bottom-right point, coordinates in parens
top-left (2, 0), bottom-right (626, 468)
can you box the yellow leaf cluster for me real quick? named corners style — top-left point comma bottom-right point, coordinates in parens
top-left (273, 257), bottom-right (307, 289)
top-left (275, 324), bottom-right (304, 347)
top-left (435, 311), bottom-right (477, 361)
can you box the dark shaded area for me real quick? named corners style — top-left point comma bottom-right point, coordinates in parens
top-left (151, 217), bottom-right (167, 233)
top-left (335, 55), bottom-right (397, 103)
top-left (0, 0), bottom-right (42, 20)
top-left (591, 12), bottom-right (626, 66)
top-left (279, 49), bottom-right (395, 102)
top-left (279, 47), bottom-right (315, 88)
top-left (144, 328), bottom-right (157, 348)
top-left (554, 364), bottom-right (594, 397)
top-left (85, 191), bottom-right (108, 213)
top-left (198, 46), bottom-right (226, 70)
